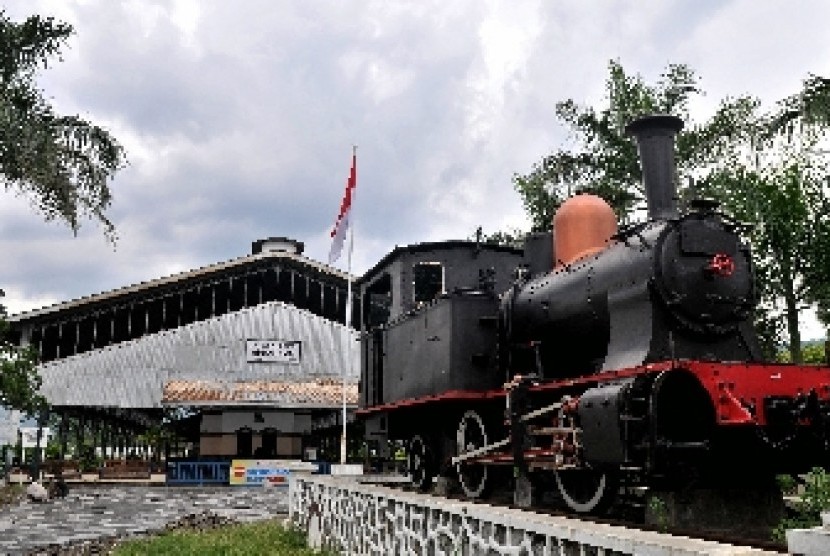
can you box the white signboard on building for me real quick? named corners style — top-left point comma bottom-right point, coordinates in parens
top-left (20, 426), bottom-right (51, 448)
top-left (246, 340), bottom-right (301, 364)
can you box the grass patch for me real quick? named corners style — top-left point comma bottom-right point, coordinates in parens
top-left (0, 482), bottom-right (26, 507)
top-left (113, 518), bottom-right (332, 556)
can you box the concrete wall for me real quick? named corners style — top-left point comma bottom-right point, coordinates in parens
top-left (200, 410), bottom-right (312, 434)
top-left (289, 476), bottom-right (778, 555)
top-left (199, 433), bottom-right (303, 457)
top-left (199, 409), bottom-right (309, 457)
top-left (200, 435), bottom-right (238, 456)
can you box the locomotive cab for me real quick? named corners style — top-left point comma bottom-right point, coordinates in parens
top-left (357, 241), bottom-right (524, 476)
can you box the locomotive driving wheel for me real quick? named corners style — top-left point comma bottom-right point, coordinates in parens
top-left (456, 410), bottom-right (490, 499)
top-left (408, 434), bottom-right (433, 491)
top-left (553, 468), bottom-right (616, 513)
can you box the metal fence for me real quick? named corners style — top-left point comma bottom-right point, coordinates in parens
top-left (166, 459), bottom-right (230, 485)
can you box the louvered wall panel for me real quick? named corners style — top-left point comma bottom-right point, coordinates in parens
top-left (36, 302), bottom-right (359, 408)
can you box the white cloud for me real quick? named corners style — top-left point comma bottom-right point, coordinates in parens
top-left (1, 288), bottom-right (60, 316)
top-left (0, 0), bottom-right (826, 339)
top-left (464, 0), bottom-right (542, 143)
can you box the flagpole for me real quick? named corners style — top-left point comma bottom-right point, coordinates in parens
top-left (341, 145), bottom-right (356, 466)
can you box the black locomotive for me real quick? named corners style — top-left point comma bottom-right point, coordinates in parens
top-left (357, 115), bottom-right (830, 517)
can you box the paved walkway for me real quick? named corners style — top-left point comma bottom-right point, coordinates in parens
top-left (0, 484), bottom-right (289, 555)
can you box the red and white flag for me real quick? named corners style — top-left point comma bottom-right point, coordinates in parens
top-left (328, 151), bottom-right (357, 265)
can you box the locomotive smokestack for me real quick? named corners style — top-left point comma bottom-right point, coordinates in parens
top-left (625, 114), bottom-right (684, 220)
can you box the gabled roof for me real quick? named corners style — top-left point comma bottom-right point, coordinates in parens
top-left (10, 249), bottom-right (353, 323)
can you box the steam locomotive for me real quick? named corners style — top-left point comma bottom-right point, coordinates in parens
top-left (356, 115), bottom-right (830, 515)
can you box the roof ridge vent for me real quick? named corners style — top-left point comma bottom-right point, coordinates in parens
top-left (252, 237), bottom-right (304, 255)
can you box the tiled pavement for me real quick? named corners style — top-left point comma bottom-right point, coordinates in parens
top-left (0, 485), bottom-right (289, 555)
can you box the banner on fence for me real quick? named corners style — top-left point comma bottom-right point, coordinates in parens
top-left (230, 459), bottom-right (290, 486)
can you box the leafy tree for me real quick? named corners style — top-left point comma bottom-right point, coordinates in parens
top-left (1, 11), bottom-right (126, 412)
top-left (702, 161), bottom-right (829, 362)
top-left (801, 343), bottom-right (828, 365)
top-left (701, 75), bottom-right (830, 362)
top-left (0, 11), bottom-right (126, 238)
top-left (778, 76), bottom-right (830, 336)
top-left (513, 60), bottom-right (757, 230)
top-left (0, 292), bottom-right (44, 413)
top-left (514, 60), bottom-right (830, 362)
top-left (776, 341), bottom-right (828, 365)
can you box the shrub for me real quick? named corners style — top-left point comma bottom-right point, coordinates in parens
top-left (773, 467), bottom-right (830, 541)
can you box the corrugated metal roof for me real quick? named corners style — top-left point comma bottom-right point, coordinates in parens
top-left (162, 378), bottom-right (357, 408)
top-left (36, 301), bottom-right (359, 409)
top-left (10, 249), bottom-right (353, 323)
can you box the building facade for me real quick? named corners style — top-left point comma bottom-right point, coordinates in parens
top-left (8, 238), bottom-right (359, 461)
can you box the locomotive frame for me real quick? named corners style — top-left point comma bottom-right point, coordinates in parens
top-left (356, 114), bottom-right (830, 517)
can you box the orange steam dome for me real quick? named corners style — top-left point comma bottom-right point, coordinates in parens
top-left (553, 194), bottom-right (618, 268)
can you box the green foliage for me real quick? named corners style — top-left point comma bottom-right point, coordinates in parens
top-left (0, 482), bottom-right (26, 507)
top-left (1, 9), bottom-right (128, 416)
top-left (647, 496), bottom-right (670, 533)
top-left (778, 341), bottom-right (828, 365)
top-left (777, 473), bottom-right (799, 496)
top-left (0, 10), bottom-right (126, 239)
top-left (769, 75), bottom-right (830, 133)
top-left (113, 519), bottom-right (333, 556)
top-left (44, 439), bottom-right (60, 460)
top-left (0, 293), bottom-right (45, 413)
top-left (773, 467), bottom-right (830, 541)
top-left (802, 342), bottom-right (828, 364)
top-left (702, 162), bottom-right (829, 361)
top-left (699, 74), bottom-right (830, 363)
top-left (754, 308), bottom-right (785, 362)
top-left (77, 442), bottom-right (101, 472)
top-left (512, 60), bottom-right (758, 230)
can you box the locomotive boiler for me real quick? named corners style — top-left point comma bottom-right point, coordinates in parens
top-left (357, 114), bottom-right (830, 519)
top-left (502, 116), bottom-right (759, 377)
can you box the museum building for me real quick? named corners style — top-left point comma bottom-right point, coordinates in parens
top-left (7, 237), bottom-right (360, 461)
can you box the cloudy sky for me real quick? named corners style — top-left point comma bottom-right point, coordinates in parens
top-left (1, 0), bottom-right (828, 338)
